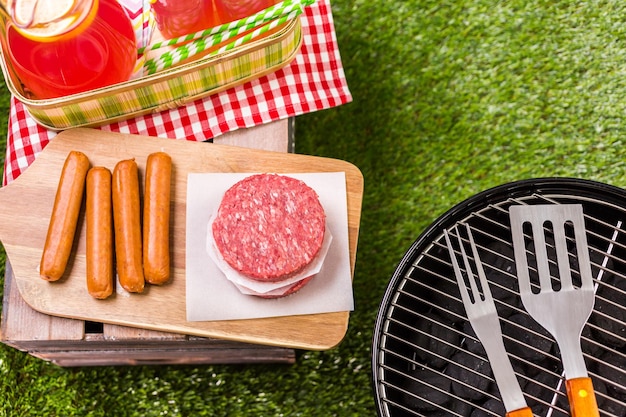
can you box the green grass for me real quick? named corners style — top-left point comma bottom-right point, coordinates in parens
top-left (4, 0), bottom-right (626, 415)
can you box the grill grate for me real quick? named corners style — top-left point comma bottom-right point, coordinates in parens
top-left (372, 179), bottom-right (626, 417)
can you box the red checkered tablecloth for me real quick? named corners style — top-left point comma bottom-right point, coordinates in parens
top-left (2, 0), bottom-right (351, 185)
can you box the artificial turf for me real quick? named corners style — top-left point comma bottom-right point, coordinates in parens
top-left (3, 0), bottom-right (626, 415)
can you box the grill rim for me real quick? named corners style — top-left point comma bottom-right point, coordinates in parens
top-left (371, 176), bottom-right (626, 417)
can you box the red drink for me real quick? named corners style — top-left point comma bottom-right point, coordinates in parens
top-left (5, 0), bottom-right (137, 99)
top-left (151, 0), bottom-right (217, 39)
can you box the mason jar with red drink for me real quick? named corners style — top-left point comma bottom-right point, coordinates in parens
top-left (213, 0), bottom-right (276, 23)
top-left (150, 0), bottom-right (217, 40)
top-left (3, 0), bottom-right (137, 99)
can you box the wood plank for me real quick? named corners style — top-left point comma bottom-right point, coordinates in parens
top-left (1, 260), bottom-right (84, 347)
top-left (102, 323), bottom-right (187, 341)
top-left (213, 118), bottom-right (294, 152)
top-left (31, 346), bottom-right (296, 367)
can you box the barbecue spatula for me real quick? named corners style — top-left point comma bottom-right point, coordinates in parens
top-left (509, 204), bottom-right (599, 417)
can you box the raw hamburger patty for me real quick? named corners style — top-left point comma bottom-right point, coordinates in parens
top-left (212, 174), bottom-right (326, 281)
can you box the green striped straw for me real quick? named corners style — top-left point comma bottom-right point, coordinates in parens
top-left (144, 9), bottom-right (299, 74)
top-left (142, 0), bottom-right (315, 74)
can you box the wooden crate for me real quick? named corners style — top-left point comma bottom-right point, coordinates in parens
top-left (0, 119), bottom-right (297, 367)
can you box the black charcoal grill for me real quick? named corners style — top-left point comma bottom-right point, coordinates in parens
top-left (372, 178), bottom-right (626, 417)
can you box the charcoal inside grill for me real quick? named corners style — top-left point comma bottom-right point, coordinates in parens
top-left (589, 273), bottom-right (626, 349)
top-left (469, 398), bottom-right (505, 417)
top-left (427, 400), bottom-right (474, 417)
top-left (599, 375), bottom-right (626, 417)
top-left (462, 321), bottom-right (486, 356)
top-left (502, 313), bottom-right (554, 363)
top-left (411, 312), bottom-right (461, 369)
top-left (604, 399), bottom-right (626, 417)
top-left (399, 367), bottom-right (451, 412)
top-left (581, 324), bottom-right (603, 357)
top-left (524, 370), bottom-right (568, 416)
top-left (417, 272), bottom-right (466, 325)
top-left (550, 384), bottom-right (570, 417)
top-left (595, 350), bottom-right (626, 401)
top-left (587, 246), bottom-right (615, 283)
top-left (447, 399), bottom-right (473, 417)
top-left (445, 351), bottom-right (492, 401)
top-left (480, 241), bottom-right (520, 318)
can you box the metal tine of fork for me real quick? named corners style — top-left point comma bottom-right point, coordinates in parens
top-left (445, 223), bottom-right (493, 314)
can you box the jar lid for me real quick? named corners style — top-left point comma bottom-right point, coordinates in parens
top-left (9, 0), bottom-right (97, 41)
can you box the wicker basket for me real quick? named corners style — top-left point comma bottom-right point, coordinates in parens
top-left (0, 16), bottom-right (302, 130)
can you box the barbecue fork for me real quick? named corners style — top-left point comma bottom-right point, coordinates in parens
top-left (445, 225), bottom-right (532, 417)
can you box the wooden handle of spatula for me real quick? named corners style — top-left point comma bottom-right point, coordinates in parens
top-left (506, 406), bottom-right (533, 417)
top-left (566, 377), bottom-right (600, 417)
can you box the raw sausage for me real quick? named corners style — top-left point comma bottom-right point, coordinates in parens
top-left (40, 151), bottom-right (90, 281)
top-left (142, 152), bottom-right (172, 285)
top-left (112, 159), bottom-right (145, 293)
top-left (86, 167), bottom-right (114, 299)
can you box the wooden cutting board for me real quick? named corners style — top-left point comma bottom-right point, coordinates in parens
top-left (0, 128), bottom-right (364, 350)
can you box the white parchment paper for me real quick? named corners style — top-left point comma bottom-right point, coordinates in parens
top-left (185, 172), bottom-right (355, 321)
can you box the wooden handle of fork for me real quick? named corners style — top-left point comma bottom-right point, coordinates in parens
top-left (506, 406), bottom-right (533, 417)
top-left (566, 377), bottom-right (600, 417)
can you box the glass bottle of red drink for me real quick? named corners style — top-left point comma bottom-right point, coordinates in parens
top-left (3, 0), bottom-right (137, 99)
